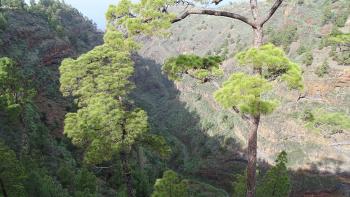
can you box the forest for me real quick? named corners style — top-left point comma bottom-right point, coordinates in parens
top-left (0, 0), bottom-right (349, 196)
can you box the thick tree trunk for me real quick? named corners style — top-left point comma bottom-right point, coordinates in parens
top-left (0, 178), bottom-right (8, 197)
top-left (253, 26), bottom-right (263, 48)
top-left (246, 115), bottom-right (260, 197)
top-left (246, 26), bottom-right (263, 197)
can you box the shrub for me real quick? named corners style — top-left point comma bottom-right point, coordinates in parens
top-left (315, 60), bottom-right (330, 77)
top-left (303, 109), bottom-right (350, 132)
top-left (296, 45), bottom-right (307, 55)
top-left (302, 51), bottom-right (313, 66)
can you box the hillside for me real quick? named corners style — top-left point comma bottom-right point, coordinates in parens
top-left (132, 0), bottom-right (350, 195)
top-left (0, 1), bottom-right (110, 196)
top-left (0, 0), bottom-right (349, 196)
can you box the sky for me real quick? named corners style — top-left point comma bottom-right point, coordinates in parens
top-left (25, 0), bottom-right (235, 30)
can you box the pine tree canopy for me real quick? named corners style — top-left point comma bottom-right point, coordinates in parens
top-left (214, 73), bottom-right (278, 116)
top-left (235, 44), bottom-right (303, 90)
top-left (256, 151), bottom-right (291, 197)
top-left (60, 28), bottom-right (149, 165)
top-left (60, 30), bottom-right (136, 106)
top-left (63, 95), bottom-right (148, 164)
top-left (162, 54), bottom-right (223, 81)
top-left (151, 170), bottom-right (188, 197)
top-left (105, 0), bottom-right (175, 36)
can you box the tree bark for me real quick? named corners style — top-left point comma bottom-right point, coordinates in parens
top-left (246, 115), bottom-right (260, 197)
top-left (246, 25), bottom-right (263, 197)
top-left (0, 178), bottom-right (8, 197)
top-left (253, 26), bottom-right (263, 48)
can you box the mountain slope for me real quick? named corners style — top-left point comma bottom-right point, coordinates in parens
top-left (133, 0), bottom-right (350, 195)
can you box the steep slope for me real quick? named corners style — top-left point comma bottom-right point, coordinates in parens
top-left (0, 2), bottom-right (107, 196)
top-left (133, 0), bottom-right (350, 195)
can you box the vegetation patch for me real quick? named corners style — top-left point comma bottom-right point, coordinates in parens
top-left (301, 108), bottom-right (350, 133)
top-left (162, 54), bottom-right (224, 82)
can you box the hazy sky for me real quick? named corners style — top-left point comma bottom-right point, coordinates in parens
top-left (25, 0), bottom-right (235, 30)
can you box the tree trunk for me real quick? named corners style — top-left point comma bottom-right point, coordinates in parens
top-left (246, 115), bottom-right (260, 197)
top-left (253, 26), bottom-right (263, 48)
top-left (0, 178), bottom-right (8, 197)
top-left (246, 26), bottom-right (263, 197)
top-left (120, 120), bottom-right (134, 197)
top-left (120, 150), bottom-right (134, 197)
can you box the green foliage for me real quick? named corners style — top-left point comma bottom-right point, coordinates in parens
top-left (301, 109), bottom-right (315, 122)
top-left (0, 141), bottom-right (26, 197)
top-left (214, 73), bottom-right (278, 116)
top-left (106, 0), bottom-right (176, 36)
top-left (256, 151), bottom-right (291, 197)
top-left (302, 51), bottom-right (313, 66)
top-left (232, 171), bottom-right (247, 197)
top-left (296, 45), bottom-right (307, 55)
top-left (57, 163), bottom-right (75, 189)
top-left (64, 95), bottom-right (148, 164)
top-left (324, 33), bottom-right (350, 65)
top-left (25, 168), bottom-right (70, 197)
top-left (162, 54), bottom-right (223, 82)
top-left (233, 152), bottom-right (291, 197)
top-left (302, 109), bottom-right (350, 132)
top-left (0, 57), bottom-right (35, 123)
top-left (28, 0), bottom-right (101, 50)
top-left (60, 29), bottom-right (136, 106)
top-left (235, 44), bottom-right (303, 90)
top-left (315, 59), bottom-right (330, 77)
top-left (75, 168), bottom-right (97, 195)
top-left (327, 33), bottom-right (350, 45)
top-left (2, 0), bottom-right (25, 9)
top-left (151, 170), bottom-right (188, 197)
top-left (139, 134), bottom-right (172, 159)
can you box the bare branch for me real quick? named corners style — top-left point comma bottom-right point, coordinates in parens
top-left (172, 9), bottom-right (255, 27)
top-left (250, 0), bottom-right (259, 21)
top-left (212, 0), bottom-right (223, 5)
top-left (260, 0), bottom-right (284, 26)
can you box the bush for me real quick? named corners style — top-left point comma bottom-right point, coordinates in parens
top-left (315, 60), bottom-right (330, 77)
top-left (302, 109), bottom-right (315, 122)
top-left (302, 51), bottom-right (313, 66)
top-left (303, 109), bottom-right (350, 132)
top-left (296, 45), bottom-right (307, 55)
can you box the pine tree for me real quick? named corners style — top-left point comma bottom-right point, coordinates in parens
top-left (0, 141), bottom-right (26, 197)
top-left (60, 28), bottom-right (166, 197)
top-left (151, 170), bottom-right (188, 197)
top-left (256, 151), bottom-right (291, 197)
top-left (102, 0), bottom-right (293, 196)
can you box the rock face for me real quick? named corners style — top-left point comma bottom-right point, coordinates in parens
top-left (133, 0), bottom-right (350, 195)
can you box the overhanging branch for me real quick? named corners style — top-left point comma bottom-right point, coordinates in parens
top-left (260, 0), bottom-right (284, 26)
top-left (172, 9), bottom-right (256, 27)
